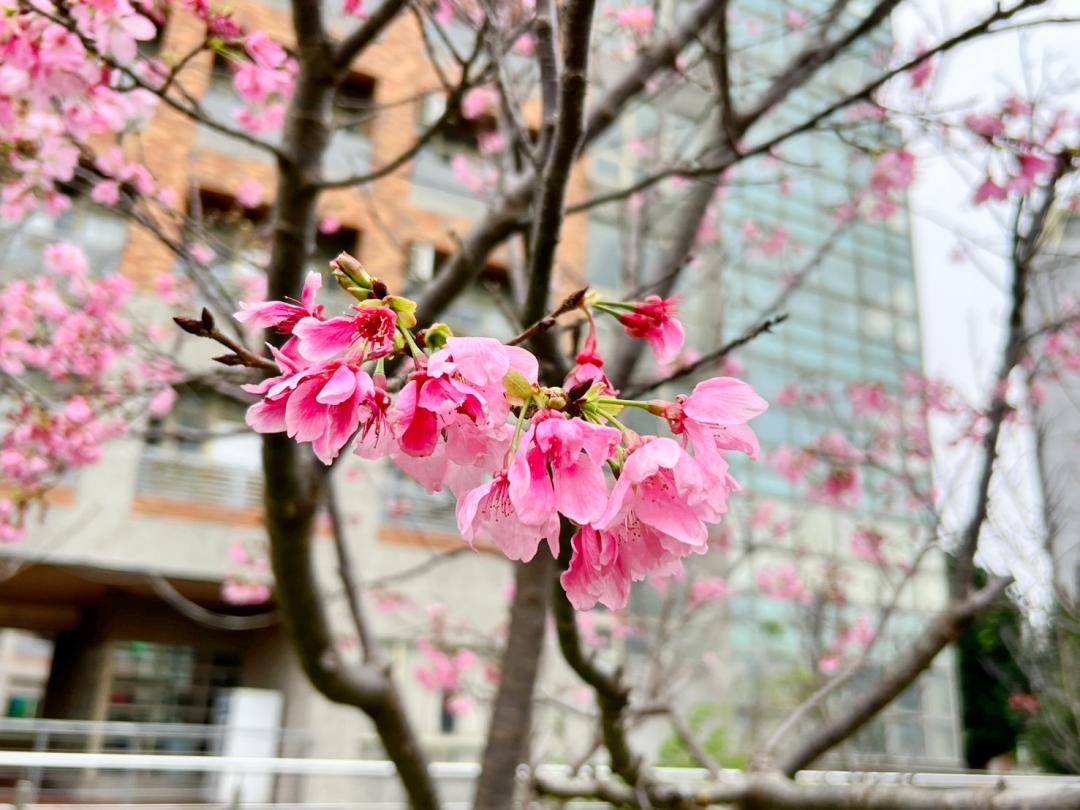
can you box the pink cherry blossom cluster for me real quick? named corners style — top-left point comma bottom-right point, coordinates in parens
top-left (818, 612), bottom-right (876, 674)
top-left (222, 539), bottom-right (272, 604)
top-left (865, 148), bottom-right (916, 220)
top-left (0, 243), bottom-right (179, 541)
top-left (235, 253), bottom-right (767, 610)
top-left (230, 32), bottom-right (298, 134)
top-left (965, 97), bottom-right (1075, 204)
top-left (0, 0), bottom-right (160, 221)
top-left (606, 5), bottom-right (655, 37)
top-left (763, 373), bottom-right (972, 514)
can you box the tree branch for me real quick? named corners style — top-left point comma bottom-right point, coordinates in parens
top-left (333, 0), bottom-right (410, 72)
top-left (522, 0), bottom-right (597, 325)
top-left (325, 474), bottom-right (380, 663)
top-left (776, 577), bottom-right (1011, 775)
top-left (625, 314), bottom-right (788, 399)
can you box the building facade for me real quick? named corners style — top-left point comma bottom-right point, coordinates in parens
top-left (0, 0), bottom-right (960, 802)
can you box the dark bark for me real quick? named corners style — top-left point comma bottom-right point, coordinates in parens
top-left (470, 554), bottom-right (555, 810)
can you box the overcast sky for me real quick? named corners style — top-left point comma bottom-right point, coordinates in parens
top-left (894, 1), bottom-right (1078, 604)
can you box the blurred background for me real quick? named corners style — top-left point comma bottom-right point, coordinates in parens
top-left (0, 0), bottom-right (1077, 806)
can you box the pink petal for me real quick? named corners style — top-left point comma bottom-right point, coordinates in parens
top-left (293, 316), bottom-right (356, 362)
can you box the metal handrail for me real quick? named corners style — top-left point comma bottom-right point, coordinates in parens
top-left (0, 750), bottom-right (1076, 789)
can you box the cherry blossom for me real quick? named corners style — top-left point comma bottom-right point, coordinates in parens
top-left (615, 295), bottom-right (685, 364)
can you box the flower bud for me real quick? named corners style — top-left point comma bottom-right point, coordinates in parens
top-left (424, 322), bottom-right (454, 351)
top-left (384, 295), bottom-right (418, 329)
top-left (330, 252), bottom-right (372, 288)
top-left (502, 369), bottom-right (535, 404)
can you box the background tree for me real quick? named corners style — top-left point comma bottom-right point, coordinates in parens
top-left (2, 0), bottom-right (1080, 808)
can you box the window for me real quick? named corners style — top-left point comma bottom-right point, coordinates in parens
top-left (196, 55), bottom-right (281, 160)
top-left (0, 186), bottom-right (128, 281)
top-left (404, 245), bottom-right (515, 341)
top-left (439, 691), bottom-right (456, 734)
top-left (333, 73), bottom-right (377, 140)
top-left (411, 92), bottom-right (495, 209)
top-left (187, 188), bottom-right (269, 296)
top-left (139, 389), bottom-right (263, 509)
top-left (324, 73), bottom-right (377, 180)
top-left (107, 641), bottom-right (242, 735)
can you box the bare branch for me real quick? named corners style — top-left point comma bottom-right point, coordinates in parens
top-left (333, 0), bottom-right (410, 72)
top-left (173, 308), bottom-right (279, 374)
top-left (147, 575), bottom-right (279, 631)
top-left (625, 314), bottom-right (788, 399)
top-left (506, 288), bottom-right (587, 346)
top-left (776, 577), bottom-right (1011, 775)
top-left (536, 769), bottom-right (1080, 810)
top-left (522, 0), bottom-right (597, 325)
top-left (325, 475), bottom-right (380, 663)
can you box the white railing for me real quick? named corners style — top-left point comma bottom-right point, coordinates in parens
top-left (0, 718), bottom-right (1076, 808)
top-left (136, 450), bottom-right (263, 510)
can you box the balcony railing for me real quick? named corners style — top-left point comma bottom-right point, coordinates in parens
top-left (136, 449), bottom-right (263, 511)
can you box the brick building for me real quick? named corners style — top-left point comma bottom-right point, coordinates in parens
top-left (0, 0), bottom-right (962, 802)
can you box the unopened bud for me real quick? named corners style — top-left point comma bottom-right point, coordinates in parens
top-left (503, 369), bottom-right (535, 404)
top-left (384, 295), bottom-right (418, 329)
top-left (424, 322), bottom-right (453, 351)
top-left (330, 252), bottom-right (372, 288)
top-left (646, 399), bottom-right (669, 416)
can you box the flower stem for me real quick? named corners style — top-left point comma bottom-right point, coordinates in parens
top-left (399, 326), bottom-right (425, 359)
top-left (597, 397), bottom-right (652, 411)
top-left (601, 411), bottom-right (633, 435)
top-left (508, 395), bottom-right (533, 458)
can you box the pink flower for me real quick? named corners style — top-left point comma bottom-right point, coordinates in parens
top-left (663, 377), bottom-right (768, 465)
top-left (974, 178), bottom-right (1008, 204)
top-left (597, 438), bottom-right (715, 551)
top-left (610, 6), bottom-right (655, 35)
top-left (964, 113), bottom-right (1005, 140)
top-left (244, 354), bottom-right (381, 464)
top-left (847, 381), bottom-right (892, 416)
top-left (461, 86), bottom-right (499, 121)
top-left (319, 215), bottom-right (342, 234)
top-left (1009, 153), bottom-right (1057, 196)
top-left (236, 270), bottom-right (324, 333)
top-left (758, 225), bottom-right (792, 256)
top-left (508, 412), bottom-right (620, 526)
top-left (415, 640), bottom-right (474, 693)
top-left (851, 527), bottom-right (889, 567)
top-left (147, 387), bottom-right (177, 418)
top-left (909, 54), bottom-right (935, 90)
top-left (457, 471), bottom-right (559, 562)
top-left (391, 338), bottom-right (538, 488)
top-left (756, 563), bottom-right (811, 604)
top-left (451, 155), bottom-right (491, 194)
top-left (342, 0), bottom-right (366, 17)
top-left (618, 296), bottom-right (685, 364)
top-left (784, 8), bottom-right (806, 30)
top-left (292, 305), bottom-right (398, 363)
top-left (565, 324), bottom-right (615, 395)
top-left (245, 31), bottom-right (288, 70)
top-left (91, 180), bottom-right (120, 206)
top-left (222, 580), bottom-right (271, 605)
top-left (235, 179), bottom-right (263, 209)
top-left (190, 243), bottom-right (216, 265)
top-left (870, 149), bottom-right (916, 195)
top-left (690, 577), bottom-right (730, 607)
top-left (562, 525), bottom-right (631, 611)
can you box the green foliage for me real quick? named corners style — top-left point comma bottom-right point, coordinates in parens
top-left (656, 704), bottom-right (749, 771)
top-left (1021, 604), bottom-right (1080, 774)
top-left (955, 567), bottom-right (1029, 769)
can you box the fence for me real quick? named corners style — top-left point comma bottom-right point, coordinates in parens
top-left (0, 718), bottom-right (1077, 808)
